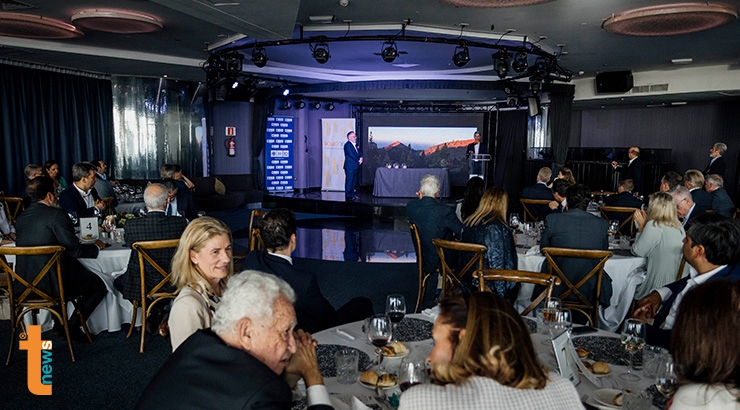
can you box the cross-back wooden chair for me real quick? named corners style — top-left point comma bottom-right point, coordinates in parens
top-left (409, 223), bottom-right (434, 313)
top-left (519, 199), bottom-right (552, 222)
top-left (0, 196), bottom-right (25, 225)
top-left (474, 269), bottom-right (562, 316)
top-left (432, 238), bottom-right (486, 298)
top-left (598, 205), bottom-right (637, 237)
top-left (676, 256), bottom-right (687, 281)
top-left (127, 238), bottom-right (180, 353)
top-left (248, 209), bottom-right (267, 251)
top-left (0, 245), bottom-right (92, 365)
top-left (541, 247), bottom-right (614, 327)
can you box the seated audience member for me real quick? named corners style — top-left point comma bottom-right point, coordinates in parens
top-left (16, 176), bottom-right (107, 340)
top-left (168, 217), bottom-right (233, 351)
top-left (631, 192), bottom-right (685, 299)
top-left (548, 178), bottom-right (570, 212)
top-left (24, 164), bottom-right (43, 182)
top-left (669, 280), bottom-right (740, 410)
top-left (162, 178), bottom-right (197, 221)
top-left (243, 208), bottom-right (374, 333)
top-left (114, 183), bottom-right (188, 305)
top-left (660, 171), bottom-right (683, 193)
top-left (137, 271), bottom-right (334, 410)
top-left (91, 159), bottom-right (117, 207)
top-left (539, 184), bottom-right (612, 306)
top-left (522, 167), bottom-right (554, 221)
top-left (549, 166), bottom-right (575, 188)
top-left (161, 163), bottom-right (195, 191)
top-left (407, 174), bottom-right (464, 304)
top-left (605, 179), bottom-right (642, 208)
top-left (0, 196), bottom-right (16, 244)
top-left (704, 174), bottom-right (735, 217)
top-left (59, 162), bottom-right (106, 218)
top-left (462, 187), bottom-right (518, 302)
top-left (43, 159), bottom-right (68, 193)
top-left (456, 176), bottom-right (485, 222)
top-left (632, 214), bottom-right (740, 349)
top-left (398, 292), bottom-right (583, 410)
top-left (671, 186), bottom-right (707, 230)
top-left (683, 169), bottom-right (711, 213)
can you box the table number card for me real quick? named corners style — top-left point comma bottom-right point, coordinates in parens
top-left (552, 330), bottom-right (581, 386)
top-left (79, 217), bottom-right (99, 241)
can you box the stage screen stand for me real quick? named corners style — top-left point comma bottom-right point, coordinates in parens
top-left (265, 116), bottom-right (294, 192)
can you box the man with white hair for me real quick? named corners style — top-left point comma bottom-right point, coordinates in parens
top-left (136, 271), bottom-right (333, 410)
top-left (704, 174), bottom-right (735, 217)
top-left (683, 169), bottom-right (711, 213)
top-left (703, 142), bottom-right (727, 178)
top-left (671, 186), bottom-right (708, 229)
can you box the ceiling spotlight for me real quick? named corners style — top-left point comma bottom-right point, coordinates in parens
top-left (313, 101), bottom-right (322, 110)
top-left (223, 51), bottom-right (243, 75)
top-left (532, 58), bottom-right (549, 74)
top-left (282, 87), bottom-right (290, 96)
top-left (512, 52), bottom-right (528, 73)
top-left (381, 41), bottom-right (399, 63)
top-left (506, 96), bottom-right (519, 107)
top-left (492, 50), bottom-right (511, 79)
top-left (452, 44), bottom-right (470, 67)
top-left (251, 47), bottom-right (268, 68)
top-left (295, 101), bottom-right (306, 109)
top-left (529, 77), bottom-right (544, 94)
top-left (312, 42), bottom-right (331, 64)
top-left (326, 102), bottom-right (335, 111)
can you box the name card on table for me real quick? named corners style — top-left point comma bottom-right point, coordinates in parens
top-left (79, 217), bottom-right (99, 241)
top-left (552, 330), bottom-right (581, 386)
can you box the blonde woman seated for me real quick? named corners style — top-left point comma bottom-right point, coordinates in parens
top-left (461, 187), bottom-right (518, 302)
top-left (168, 217), bottom-right (234, 351)
top-left (631, 191), bottom-right (685, 299)
top-left (399, 292), bottom-right (583, 410)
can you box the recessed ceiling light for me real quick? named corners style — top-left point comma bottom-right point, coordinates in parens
top-left (671, 58), bottom-right (693, 65)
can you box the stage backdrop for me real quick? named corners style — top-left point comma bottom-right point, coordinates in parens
top-left (321, 118), bottom-right (356, 191)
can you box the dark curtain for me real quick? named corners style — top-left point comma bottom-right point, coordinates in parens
top-left (550, 88), bottom-right (575, 166)
top-left (492, 109), bottom-right (528, 194)
top-left (0, 63), bottom-right (113, 196)
top-left (250, 96), bottom-right (270, 190)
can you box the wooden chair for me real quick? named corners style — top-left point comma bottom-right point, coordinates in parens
top-left (0, 196), bottom-right (25, 225)
top-left (432, 238), bottom-right (486, 298)
top-left (409, 223), bottom-right (433, 313)
top-left (541, 247), bottom-right (614, 327)
top-left (248, 209), bottom-right (267, 251)
top-left (598, 205), bottom-right (637, 237)
top-left (126, 239), bottom-right (180, 353)
top-left (474, 269), bottom-right (562, 316)
top-left (519, 198), bottom-right (552, 222)
top-left (0, 245), bottom-right (92, 364)
top-left (101, 197), bottom-right (116, 216)
top-left (676, 256), bottom-right (687, 281)
top-left (592, 191), bottom-right (617, 198)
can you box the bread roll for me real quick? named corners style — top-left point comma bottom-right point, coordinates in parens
top-left (390, 341), bottom-right (407, 355)
top-left (581, 361), bottom-right (593, 372)
top-left (613, 392), bottom-right (623, 406)
top-left (591, 361), bottom-right (610, 374)
top-left (360, 370), bottom-right (378, 385)
top-left (575, 347), bottom-right (589, 358)
top-left (377, 373), bottom-right (397, 387)
top-left (381, 346), bottom-right (394, 356)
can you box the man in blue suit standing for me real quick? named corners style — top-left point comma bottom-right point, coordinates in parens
top-left (343, 131), bottom-right (362, 201)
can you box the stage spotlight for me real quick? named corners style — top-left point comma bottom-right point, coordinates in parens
top-left (532, 58), bottom-right (549, 74)
top-left (381, 41), bottom-right (398, 63)
top-left (282, 100), bottom-right (291, 110)
top-left (492, 50), bottom-right (511, 79)
top-left (223, 51), bottom-right (243, 75)
top-left (313, 101), bottom-right (322, 110)
top-left (251, 47), bottom-right (268, 68)
top-left (312, 42), bottom-right (331, 64)
top-left (529, 77), bottom-right (544, 94)
top-left (512, 52), bottom-right (528, 73)
top-left (506, 96), bottom-right (519, 107)
top-left (295, 101), bottom-right (306, 109)
top-left (326, 102), bottom-right (334, 111)
top-left (452, 44), bottom-right (470, 67)
top-left (282, 87), bottom-right (290, 96)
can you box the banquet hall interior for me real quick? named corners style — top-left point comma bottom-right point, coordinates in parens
top-left (2, 0), bottom-right (740, 408)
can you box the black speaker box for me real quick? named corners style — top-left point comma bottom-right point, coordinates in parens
top-left (595, 71), bottom-right (634, 93)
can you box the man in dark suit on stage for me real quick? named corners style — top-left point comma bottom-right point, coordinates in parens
top-left (407, 174), bottom-right (464, 304)
top-left (683, 169), bottom-right (712, 213)
top-left (522, 167), bottom-right (554, 221)
top-left (15, 176), bottom-right (107, 338)
top-left (114, 183), bottom-right (188, 303)
top-left (538, 184), bottom-right (612, 306)
top-left (605, 179), bottom-right (642, 208)
top-left (705, 174), bottom-right (735, 217)
top-left (611, 146), bottom-right (644, 195)
top-left (136, 271), bottom-right (334, 410)
top-left (59, 162), bottom-right (107, 219)
top-left (343, 131), bottom-right (362, 201)
top-left (633, 215), bottom-right (740, 348)
top-left (465, 131), bottom-right (486, 177)
top-left (672, 186), bottom-right (708, 230)
top-left (243, 208), bottom-right (373, 333)
top-left (703, 142), bottom-right (727, 178)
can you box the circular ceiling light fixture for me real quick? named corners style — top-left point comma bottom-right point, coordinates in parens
top-left (512, 52), bottom-right (528, 72)
top-left (71, 9), bottom-right (163, 34)
top-left (381, 41), bottom-right (399, 63)
top-left (452, 44), bottom-right (470, 67)
top-left (0, 12), bottom-right (83, 39)
top-left (602, 3), bottom-right (737, 36)
top-left (311, 42), bottom-right (331, 64)
top-left (251, 47), bottom-right (268, 68)
top-left (441, 0), bottom-right (556, 8)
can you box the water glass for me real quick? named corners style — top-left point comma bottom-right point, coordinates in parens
top-left (622, 389), bottom-right (651, 410)
top-left (114, 229), bottom-right (125, 244)
top-left (619, 235), bottom-right (631, 249)
top-left (335, 348), bottom-right (359, 384)
top-left (642, 345), bottom-right (669, 378)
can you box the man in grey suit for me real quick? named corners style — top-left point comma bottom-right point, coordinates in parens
top-left (114, 183), bottom-right (188, 302)
top-left (539, 184), bottom-right (612, 306)
top-left (683, 169), bottom-right (711, 213)
top-left (91, 159), bottom-right (117, 207)
top-left (705, 174), bottom-right (735, 217)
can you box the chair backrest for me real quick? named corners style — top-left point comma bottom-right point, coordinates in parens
top-left (0, 245), bottom-right (65, 308)
top-left (132, 239), bottom-right (180, 299)
top-left (248, 210), bottom-right (267, 251)
top-left (432, 238), bottom-right (486, 298)
top-left (598, 205), bottom-right (637, 237)
top-left (541, 247), bottom-right (613, 327)
top-left (676, 256), bottom-right (687, 281)
top-left (519, 198), bottom-right (552, 222)
top-left (409, 223), bottom-right (431, 313)
top-left (474, 268), bottom-right (562, 316)
top-left (0, 197), bottom-right (25, 225)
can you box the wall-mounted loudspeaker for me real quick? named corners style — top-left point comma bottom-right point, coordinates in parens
top-left (595, 71), bottom-right (634, 94)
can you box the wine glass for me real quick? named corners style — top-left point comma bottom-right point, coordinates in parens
top-left (508, 213), bottom-right (520, 231)
top-left (367, 314), bottom-right (393, 370)
top-left (386, 294), bottom-right (406, 342)
top-left (608, 219), bottom-right (620, 238)
top-left (68, 212), bottom-right (78, 226)
top-left (655, 357), bottom-right (678, 398)
top-left (398, 358), bottom-right (429, 392)
top-left (550, 308), bottom-right (572, 338)
top-left (619, 318), bottom-right (646, 381)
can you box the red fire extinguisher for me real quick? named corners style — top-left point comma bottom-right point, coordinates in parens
top-left (225, 138), bottom-right (236, 157)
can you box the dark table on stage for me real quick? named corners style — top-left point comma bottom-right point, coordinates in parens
top-left (372, 167), bottom-right (450, 198)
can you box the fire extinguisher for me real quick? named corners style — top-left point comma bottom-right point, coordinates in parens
top-left (225, 138), bottom-right (236, 157)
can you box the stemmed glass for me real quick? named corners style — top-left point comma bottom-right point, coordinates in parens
top-left (398, 358), bottom-right (429, 392)
top-left (367, 314), bottom-right (393, 370)
top-left (508, 213), bottom-right (521, 231)
top-left (608, 219), bottom-right (620, 240)
top-left (655, 357), bottom-right (678, 398)
top-left (386, 294), bottom-right (406, 342)
top-left (619, 318), bottom-right (646, 381)
top-left (550, 308), bottom-right (573, 338)
top-left (68, 212), bottom-right (78, 226)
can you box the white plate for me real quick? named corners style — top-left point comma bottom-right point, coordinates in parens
top-left (593, 388), bottom-right (622, 408)
top-left (359, 380), bottom-right (397, 390)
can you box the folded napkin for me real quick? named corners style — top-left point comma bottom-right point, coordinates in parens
top-left (329, 394), bottom-right (373, 410)
top-left (528, 245), bottom-right (540, 254)
top-left (421, 305), bottom-right (440, 320)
